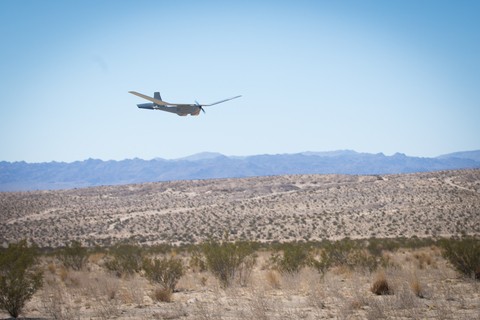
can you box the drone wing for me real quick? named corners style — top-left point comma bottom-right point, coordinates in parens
top-left (129, 91), bottom-right (176, 106)
top-left (202, 95), bottom-right (242, 106)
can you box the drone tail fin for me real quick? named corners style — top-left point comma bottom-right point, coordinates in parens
top-left (152, 92), bottom-right (162, 107)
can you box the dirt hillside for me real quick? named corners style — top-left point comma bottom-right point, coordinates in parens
top-left (1, 169), bottom-right (479, 247)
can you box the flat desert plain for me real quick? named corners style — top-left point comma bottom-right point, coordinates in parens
top-left (0, 169), bottom-right (479, 320)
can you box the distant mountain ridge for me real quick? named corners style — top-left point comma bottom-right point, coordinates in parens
top-left (1, 150), bottom-right (479, 191)
top-left (437, 150), bottom-right (480, 162)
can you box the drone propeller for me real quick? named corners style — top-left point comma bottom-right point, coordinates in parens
top-left (195, 100), bottom-right (206, 114)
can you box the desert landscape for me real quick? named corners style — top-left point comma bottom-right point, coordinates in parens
top-left (0, 169), bottom-right (479, 319)
top-left (1, 169), bottom-right (479, 247)
top-left (3, 0), bottom-right (480, 318)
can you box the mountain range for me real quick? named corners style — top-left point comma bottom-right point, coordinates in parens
top-left (1, 150), bottom-right (479, 191)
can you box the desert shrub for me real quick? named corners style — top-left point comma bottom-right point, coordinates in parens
top-left (413, 251), bottom-right (435, 270)
top-left (313, 239), bottom-right (382, 272)
top-left (367, 237), bottom-right (435, 256)
top-left (314, 239), bottom-right (355, 272)
top-left (402, 236), bottom-right (435, 250)
top-left (270, 242), bottom-right (311, 274)
top-left (440, 237), bottom-right (480, 280)
top-left (371, 272), bottom-right (393, 295)
top-left (188, 247), bottom-right (207, 272)
top-left (237, 252), bottom-right (256, 286)
top-left (57, 240), bottom-right (88, 270)
top-left (143, 256), bottom-right (184, 292)
top-left (323, 239), bottom-right (359, 265)
top-left (104, 243), bottom-right (144, 277)
top-left (0, 240), bottom-right (43, 318)
top-left (146, 243), bottom-right (176, 255)
top-left (41, 283), bottom-right (79, 320)
top-left (202, 240), bottom-right (257, 287)
top-left (153, 287), bottom-right (173, 302)
top-left (409, 274), bottom-right (424, 298)
top-left (346, 248), bottom-right (380, 271)
top-left (367, 238), bottom-right (401, 256)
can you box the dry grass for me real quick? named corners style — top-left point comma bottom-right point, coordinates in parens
top-left (265, 270), bottom-right (281, 289)
top-left (1, 246), bottom-right (478, 319)
top-left (371, 271), bottom-right (393, 295)
top-left (409, 273), bottom-right (425, 298)
top-left (152, 287), bottom-right (173, 303)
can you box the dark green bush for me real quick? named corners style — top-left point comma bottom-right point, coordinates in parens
top-left (143, 256), bottom-right (185, 292)
top-left (202, 240), bottom-right (257, 287)
top-left (146, 243), bottom-right (176, 255)
top-left (0, 240), bottom-right (43, 318)
top-left (367, 237), bottom-right (435, 256)
top-left (57, 240), bottom-right (88, 270)
top-left (440, 237), bottom-right (480, 280)
top-left (270, 242), bottom-right (311, 274)
top-left (104, 243), bottom-right (144, 277)
top-left (366, 238), bottom-right (399, 256)
top-left (312, 239), bottom-right (383, 273)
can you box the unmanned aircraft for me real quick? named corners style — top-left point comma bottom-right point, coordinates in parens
top-left (129, 91), bottom-right (241, 116)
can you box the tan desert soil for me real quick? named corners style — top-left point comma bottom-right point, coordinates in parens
top-left (1, 169), bottom-right (479, 247)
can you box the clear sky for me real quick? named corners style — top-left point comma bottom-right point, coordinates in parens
top-left (1, 0), bottom-right (479, 163)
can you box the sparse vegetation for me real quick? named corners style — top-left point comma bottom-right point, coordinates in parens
top-left (270, 242), bottom-right (311, 274)
top-left (440, 236), bottom-right (480, 279)
top-left (1, 170), bottom-right (478, 247)
top-left (202, 239), bottom-right (257, 287)
top-left (409, 273), bottom-right (425, 298)
top-left (0, 238), bottom-right (478, 318)
top-left (310, 239), bottom-right (387, 273)
top-left (153, 287), bottom-right (173, 303)
top-left (371, 272), bottom-right (392, 295)
top-left (57, 240), bottom-right (88, 270)
top-left (143, 255), bottom-right (184, 292)
top-left (104, 243), bottom-right (144, 277)
top-left (0, 170), bottom-right (479, 318)
top-left (0, 240), bottom-right (43, 318)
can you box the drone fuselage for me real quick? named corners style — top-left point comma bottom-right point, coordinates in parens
top-left (137, 103), bottom-right (201, 116)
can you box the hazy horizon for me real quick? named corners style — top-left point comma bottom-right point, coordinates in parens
top-left (2, 148), bottom-right (479, 164)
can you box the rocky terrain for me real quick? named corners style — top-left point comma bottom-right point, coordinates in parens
top-left (1, 169), bottom-right (479, 248)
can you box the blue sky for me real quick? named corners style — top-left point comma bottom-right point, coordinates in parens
top-left (1, 0), bottom-right (479, 162)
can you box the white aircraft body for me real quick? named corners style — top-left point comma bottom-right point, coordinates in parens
top-left (129, 91), bottom-right (241, 116)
